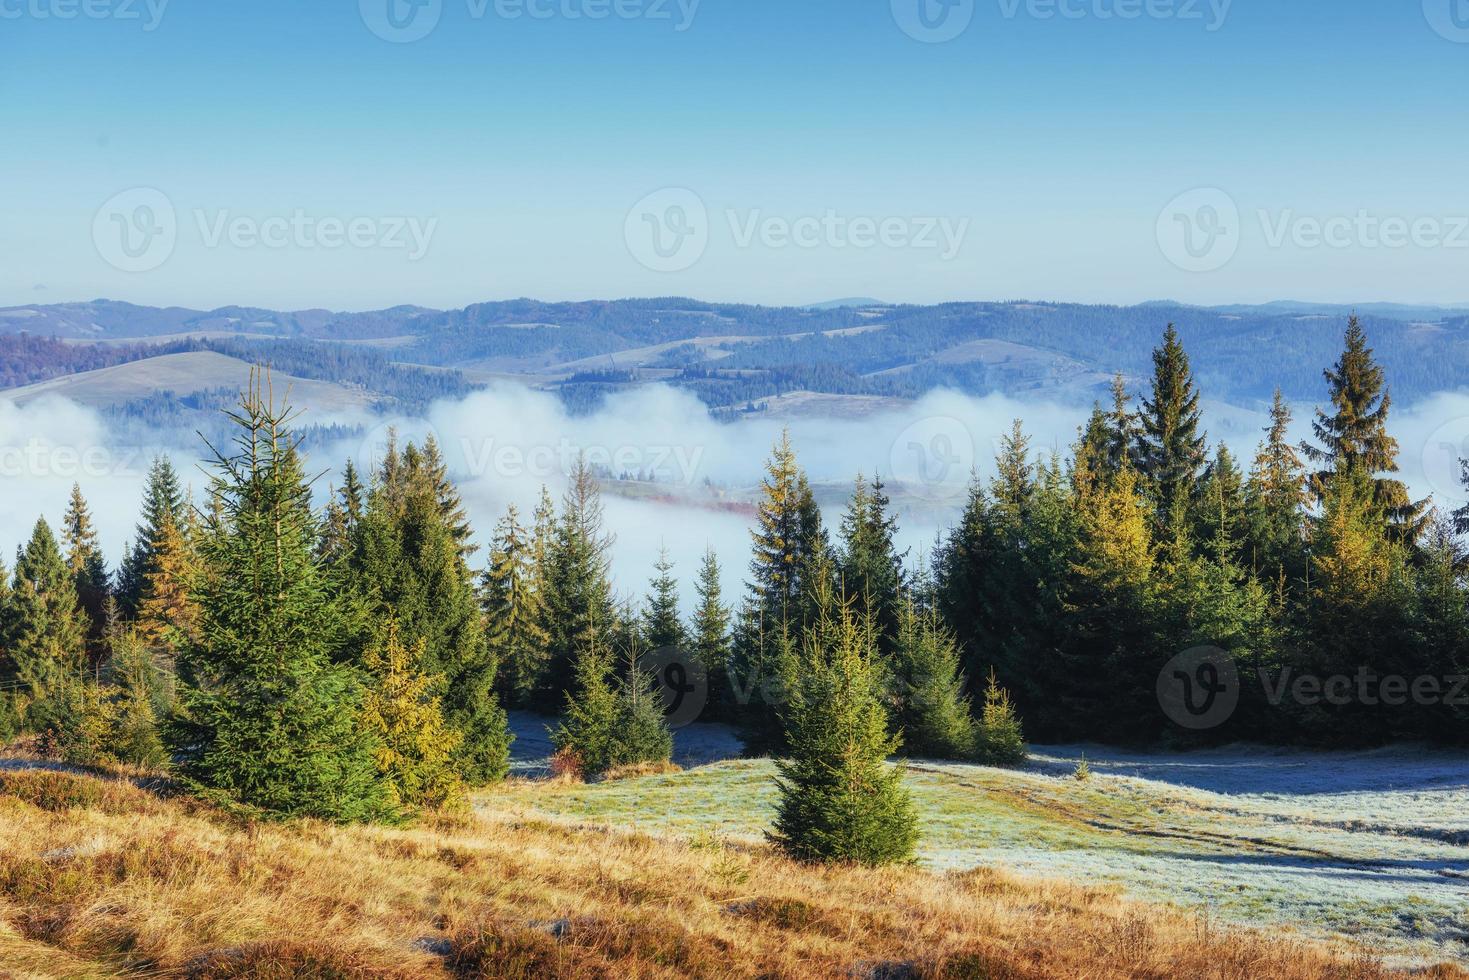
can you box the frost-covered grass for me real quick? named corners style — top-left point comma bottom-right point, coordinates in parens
top-left (499, 721), bottom-right (1469, 967)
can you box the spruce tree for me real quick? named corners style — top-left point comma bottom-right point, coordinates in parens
top-left (1195, 444), bottom-right (1246, 564)
top-left (542, 458), bottom-right (618, 709)
top-left (975, 669), bottom-right (1027, 766)
top-left (1136, 325), bottom-right (1207, 548)
top-left (169, 377), bottom-right (387, 822)
top-left (643, 547), bottom-right (687, 650)
top-left (137, 510), bottom-right (198, 648)
top-left (1246, 390), bottom-right (1308, 583)
top-left (735, 433), bottom-right (827, 740)
top-left (889, 601), bottom-right (975, 760)
top-left (61, 484), bottom-right (110, 657)
top-left (350, 439), bottom-right (512, 785)
top-left (8, 518), bottom-right (90, 738)
top-left (838, 474), bottom-right (906, 651)
top-left (361, 620), bottom-right (465, 814)
top-left (117, 456), bottom-right (186, 620)
top-left (481, 504), bottom-right (550, 707)
top-left (1105, 372), bottom-right (1142, 479)
top-left (771, 604), bottom-right (918, 866)
top-left (691, 547), bottom-right (734, 720)
top-left (107, 627), bottom-right (170, 769)
top-left (1302, 317), bottom-right (1425, 542)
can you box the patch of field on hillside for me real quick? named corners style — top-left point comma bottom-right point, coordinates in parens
top-left (499, 724), bottom-right (1469, 968)
top-left (0, 350), bottom-right (376, 414)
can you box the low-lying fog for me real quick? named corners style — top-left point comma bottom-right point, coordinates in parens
top-left (6, 383), bottom-right (1469, 611)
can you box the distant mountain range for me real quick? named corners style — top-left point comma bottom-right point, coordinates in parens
top-left (3, 297), bottom-right (1467, 427)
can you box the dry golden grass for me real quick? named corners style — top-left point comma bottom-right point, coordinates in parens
top-left (0, 767), bottom-right (1462, 980)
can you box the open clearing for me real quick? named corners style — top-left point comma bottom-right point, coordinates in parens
top-left (500, 716), bottom-right (1469, 968)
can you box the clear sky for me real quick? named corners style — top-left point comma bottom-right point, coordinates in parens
top-left (2, 0), bottom-right (1467, 311)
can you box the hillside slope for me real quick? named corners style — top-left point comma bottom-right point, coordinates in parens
top-left (0, 765), bottom-right (1448, 979)
top-left (0, 351), bottom-right (375, 414)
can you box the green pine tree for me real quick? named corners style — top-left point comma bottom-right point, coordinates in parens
top-left (117, 456), bottom-right (186, 620)
top-left (61, 483), bottom-right (111, 658)
top-left (771, 604), bottom-right (918, 866)
top-left (643, 547), bottom-right (687, 650)
top-left (539, 459), bottom-right (618, 710)
top-left (889, 601), bottom-right (976, 760)
top-left (8, 518), bottom-right (90, 740)
top-left (975, 669), bottom-right (1027, 766)
top-left (350, 439), bottom-right (512, 785)
top-left (1136, 325), bottom-right (1207, 549)
top-left (1302, 316), bottom-right (1426, 542)
top-left (837, 474), bottom-right (906, 652)
top-left (168, 376), bottom-right (388, 822)
top-left (691, 547), bottom-right (734, 720)
top-left (481, 504), bottom-right (550, 707)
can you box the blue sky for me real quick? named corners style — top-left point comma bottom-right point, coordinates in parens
top-left (2, 0), bottom-right (1467, 311)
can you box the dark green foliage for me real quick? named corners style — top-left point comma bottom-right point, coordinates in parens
top-left (642, 547), bottom-right (687, 651)
top-left (888, 602), bottom-right (975, 760)
top-left (116, 456), bottom-right (186, 621)
top-left (168, 378), bottom-right (388, 822)
top-left (691, 548), bottom-right (734, 720)
top-left (482, 504), bottom-right (550, 708)
top-left (837, 474), bottom-right (906, 652)
top-left (771, 605), bottom-right (918, 866)
top-left (348, 437), bottom-right (511, 786)
top-left (1303, 317), bottom-right (1426, 542)
top-left (1137, 324), bottom-right (1207, 547)
top-left (541, 459), bottom-right (619, 711)
top-left (553, 632), bottom-right (672, 778)
top-left (61, 484), bottom-right (111, 658)
top-left (5, 519), bottom-right (90, 733)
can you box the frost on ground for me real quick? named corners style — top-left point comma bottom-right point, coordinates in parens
top-left (498, 725), bottom-right (1469, 967)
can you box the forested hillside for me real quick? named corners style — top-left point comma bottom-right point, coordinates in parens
top-left (6, 298), bottom-right (1469, 418)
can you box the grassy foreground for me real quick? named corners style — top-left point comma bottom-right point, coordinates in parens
top-left (0, 765), bottom-right (1463, 979)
